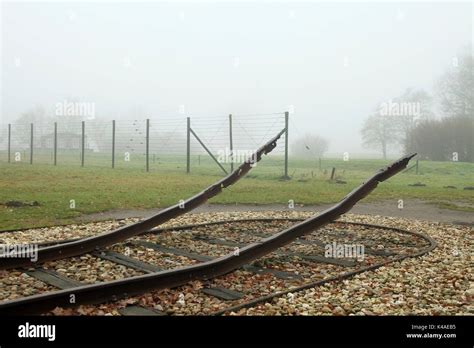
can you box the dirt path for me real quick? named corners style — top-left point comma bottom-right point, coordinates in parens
top-left (76, 199), bottom-right (473, 225)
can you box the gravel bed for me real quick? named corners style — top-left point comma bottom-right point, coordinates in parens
top-left (230, 216), bottom-right (472, 316)
top-left (141, 233), bottom-right (234, 258)
top-left (0, 271), bottom-right (56, 301)
top-left (0, 219), bottom-right (139, 245)
top-left (43, 254), bottom-right (144, 284)
top-left (0, 211), bottom-right (309, 245)
top-left (109, 244), bottom-right (199, 268)
top-left (2, 211), bottom-right (469, 316)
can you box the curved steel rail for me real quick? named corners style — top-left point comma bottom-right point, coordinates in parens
top-left (212, 224), bottom-right (437, 315)
top-left (0, 129), bottom-right (285, 269)
top-left (0, 153), bottom-right (417, 315)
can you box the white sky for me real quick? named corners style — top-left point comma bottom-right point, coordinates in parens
top-left (1, 1), bottom-right (472, 155)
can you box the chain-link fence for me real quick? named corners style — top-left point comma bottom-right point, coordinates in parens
top-left (0, 112), bottom-right (289, 176)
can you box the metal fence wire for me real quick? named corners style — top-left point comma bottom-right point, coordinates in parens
top-left (0, 112), bottom-right (289, 176)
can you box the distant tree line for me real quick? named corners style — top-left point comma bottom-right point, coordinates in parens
top-left (408, 115), bottom-right (473, 162)
top-left (361, 50), bottom-right (473, 162)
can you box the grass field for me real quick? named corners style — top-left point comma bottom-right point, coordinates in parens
top-left (0, 154), bottom-right (473, 230)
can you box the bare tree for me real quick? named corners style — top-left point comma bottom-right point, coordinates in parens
top-left (406, 50), bottom-right (474, 162)
top-left (363, 89), bottom-right (433, 156)
top-left (436, 52), bottom-right (474, 118)
top-left (16, 105), bottom-right (49, 125)
top-left (291, 133), bottom-right (329, 159)
top-left (390, 89), bottom-right (433, 153)
top-left (360, 114), bottom-right (399, 159)
top-left (15, 105), bottom-right (51, 144)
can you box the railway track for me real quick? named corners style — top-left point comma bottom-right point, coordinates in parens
top-left (0, 129), bottom-right (285, 270)
top-left (0, 152), bottom-right (433, 315)
top-left (0, 217), bottom-right (435, 315)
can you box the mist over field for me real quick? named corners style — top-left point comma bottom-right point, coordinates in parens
top-left (1, 1), bottom-right (472, 157)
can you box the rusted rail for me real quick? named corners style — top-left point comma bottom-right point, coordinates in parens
top-left (0, 129), bottom-right (285, 270)
top-left (212, 223), bottom-right (436, 315)
top-left (0, 153), bottom-right (416, 315)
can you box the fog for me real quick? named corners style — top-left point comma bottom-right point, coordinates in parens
top-left (1, 1), bottom-right (472, 156)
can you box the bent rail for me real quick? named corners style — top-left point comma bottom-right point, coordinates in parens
top-left (0, 153), bottom-right (416, 315)
top-left (0, 129), bottom-right (285, 269)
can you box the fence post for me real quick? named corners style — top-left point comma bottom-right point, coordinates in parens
top-left (30, 123), bottom-right (33, 164)
top-left (146, 119), bottom-right (150, 172)
top-left (112, 120), bottom-right (115, 168)
top-left (7, 124), bottom-right (11, 163)
top-left (186, 117), bottom-right (190, 173)
top-left (54, 122), bottom-right (57, 166)
top-left (229, 114), bottom-right (234, 172)
top-left (416, 159), bottom-right (419, 175)
top-left (81, 121), bottom-right (85, 167)
top-left (284, 111), bottom-right (289, 178)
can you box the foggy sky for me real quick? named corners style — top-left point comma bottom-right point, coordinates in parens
top-left (1, 1), bottom-right (472, 156)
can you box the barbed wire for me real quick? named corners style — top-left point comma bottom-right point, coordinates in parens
top-left (0, 113), bottom-right (288, 172)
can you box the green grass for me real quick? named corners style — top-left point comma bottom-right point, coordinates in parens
top-left (0, 155), bottom-right (473, 230)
